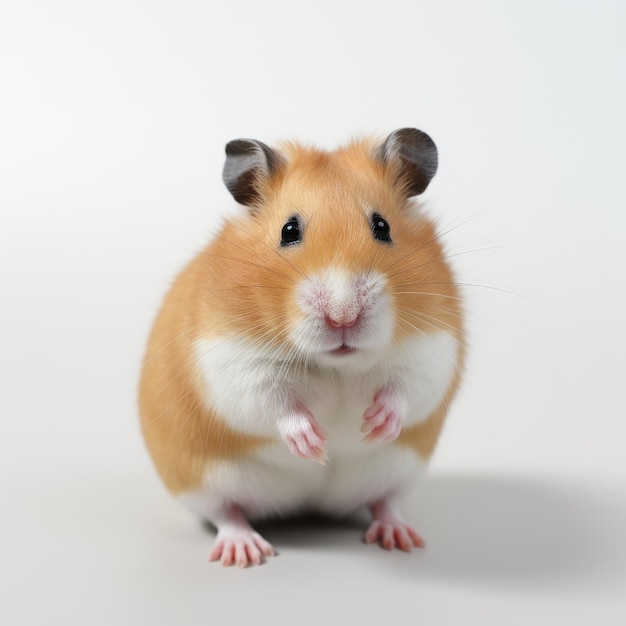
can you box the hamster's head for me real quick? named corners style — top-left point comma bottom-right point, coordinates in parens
top-left (215, 128), bottom-right (460, 372)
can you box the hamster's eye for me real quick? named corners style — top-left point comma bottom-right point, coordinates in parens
top-left (371, 213), bottom-right (392, 243)
top-left (280, 216), bottom-right (302, 246)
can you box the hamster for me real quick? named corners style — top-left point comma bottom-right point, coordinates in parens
top-left (138, 128), bottom-right (464, 568)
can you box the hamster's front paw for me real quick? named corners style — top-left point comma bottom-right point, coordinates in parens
top-left (277, 403), bottom-right (328, 464)
top-left (361, 384), bottom-right (407, 444)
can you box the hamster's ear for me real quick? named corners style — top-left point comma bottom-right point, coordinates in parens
top-left (376, 128), bottom-right (438, 197)
top-left (222, 139), bottom-right (286, 208)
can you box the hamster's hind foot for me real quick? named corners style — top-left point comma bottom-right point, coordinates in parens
top-left (364, 499), bottom-right (425, 552)
top-left (208, 505), bottom-right (275, 568)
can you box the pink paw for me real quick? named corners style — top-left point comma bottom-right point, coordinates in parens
top-left (364, 520), bottom-right (425, 552)
top-left (361, 385), bottom-right (406, 444)
top-left (208, 529), bottom-right (275, 568)
top-left (277, 403), bottom-right (328, 464)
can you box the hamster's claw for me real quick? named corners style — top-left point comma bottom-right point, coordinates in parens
top-left (361, 385), bottom-right (406, 444)
top-left (277, 404), bottom-right (328, 464)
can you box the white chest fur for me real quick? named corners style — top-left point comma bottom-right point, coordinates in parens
top-left (195, 331), bottom-right (458, 437)
top-left (185, 331), bottom-right (458, 520)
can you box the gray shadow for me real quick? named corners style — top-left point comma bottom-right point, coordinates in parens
top-left (202, 512), bottom-right (368, 552)
top-left (396, 474), bottom-right (626, 584)
top-left (202, 473), bottom-right (626, 584)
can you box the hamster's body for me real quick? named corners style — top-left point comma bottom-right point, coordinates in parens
top-left (139, 129), bottom-right (464, 567)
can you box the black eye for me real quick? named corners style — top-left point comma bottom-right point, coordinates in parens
top-left (280, 216), bottom-right (302, 246)
top-left (371, 212), bottom-right (392, 243)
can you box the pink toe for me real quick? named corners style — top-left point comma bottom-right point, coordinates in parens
top-left (364, 521), bottom-right (380, 544)
top-left (253, 534), bottom-right (275, 557)
top-left (208, 540), bottom-right (223, 562)
top-left (246, 543), bottom-right (261, 566)
top-left (221, 543), bottom-right (235, 566)
top-left (407, 527), bottom-right (426, 548)
top-left (394, 527), bottom-right (413, 552)
top-left (235, 542), bottom-right (248, 568)
top-left (382, 524), bottom-right (395, 550)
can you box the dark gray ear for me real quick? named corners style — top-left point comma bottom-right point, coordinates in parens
top-left (376, 128), bottom-right (438, 196)
top-left (222, 139), bottom-right (285, 207)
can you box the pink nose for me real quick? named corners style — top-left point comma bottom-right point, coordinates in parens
top-left (326, 314), bottom-right (359, 329)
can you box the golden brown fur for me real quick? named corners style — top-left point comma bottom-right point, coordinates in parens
top-left (138, 138), bottom-right (463, 494)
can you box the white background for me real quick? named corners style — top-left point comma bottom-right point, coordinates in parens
top-left (1, 1), bottom-right (625, 624)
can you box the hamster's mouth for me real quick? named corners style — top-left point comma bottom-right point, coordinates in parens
top-left (329, 343), bottom-right (357, 356)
